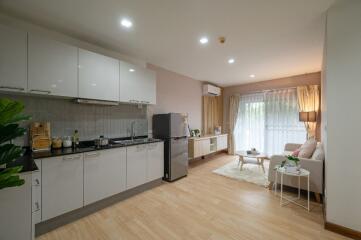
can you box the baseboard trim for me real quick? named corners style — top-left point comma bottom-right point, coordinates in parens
top-left (325, 221), bottom-right (361, 240)
top-left (35, 179), bottom-right (163, 237)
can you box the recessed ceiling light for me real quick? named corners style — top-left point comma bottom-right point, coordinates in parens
top-left (199, 37), bottom-right (209, 44)
top-left (121, 18), bottom-right (133, 28)
top-left (228, 58), bottom-right (235, 64)
top-left (129, 68), bottom-right (135, 72)
top-left (249, 74), bottom-right (256, 78)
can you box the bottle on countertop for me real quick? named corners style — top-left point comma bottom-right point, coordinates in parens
top-left (72, 130), bottom-right (79, 148)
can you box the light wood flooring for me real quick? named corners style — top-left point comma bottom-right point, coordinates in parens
top-left (37, 153), bottom-right (348, 240)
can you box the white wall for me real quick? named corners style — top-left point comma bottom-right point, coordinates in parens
top-left (147, 64), bottom-right (203, 132)
top-left (324, 0), bottom-right (361, 231)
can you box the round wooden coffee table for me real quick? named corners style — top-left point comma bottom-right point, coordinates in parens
top-left (235, 151), bottom-right (268, 173)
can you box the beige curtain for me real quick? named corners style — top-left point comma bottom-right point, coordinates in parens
top-left (228, 95), bottom-right (241, 154)
top-left (202, 94), bottom-right (223, 135)
top-left (297, 85), bottom-right (320, 139)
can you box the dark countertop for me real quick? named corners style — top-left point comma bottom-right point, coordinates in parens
top-left (32, 137), bottom-right (163, 159)
top-left (6, 149), bottom-right (39, 173)
top-left (7, 137), bottom-right (164, 173)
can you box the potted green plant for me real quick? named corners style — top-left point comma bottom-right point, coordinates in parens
top-left (0, 98), bottom-right (30, 190)
top-left (279, 155), bottom-right (300, 173)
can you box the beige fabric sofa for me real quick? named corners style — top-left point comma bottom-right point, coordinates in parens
top-left (268, 143), bottom-right (324, 202)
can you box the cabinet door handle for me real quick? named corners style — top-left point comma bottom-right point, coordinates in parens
top-left (30, 89), bottom-right (51, 94)
top-left (0, 86), bottom-right (25, 91)
top-left (63, 155), bottom-right (81, 160)
top-left (34, 202), bottom-right (40, 211)
top-left (85, 152), bottom-right (100, 158)
top-left (35, 178), bottom-right (40, 185)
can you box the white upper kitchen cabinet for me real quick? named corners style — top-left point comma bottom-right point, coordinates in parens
top-left (28, 34), bottom-right (78, 97)
top-left (119, 61), bottom-right (156, 104)
top-left (79, 49), bottom-right (119, 101)
top-left (84, 148), bottom-right (126, 205)
top-left (0, 25), bottom-right (27, 93)
top-left (126, 144), bottom-right (148, 189)
top-left (41, 154), bottom-right (83, 221)
top-left (147, 142), bottom-right (164, 181)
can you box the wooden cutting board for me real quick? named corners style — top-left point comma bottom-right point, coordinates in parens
top-left (30, 122), bottom-right (51, 151)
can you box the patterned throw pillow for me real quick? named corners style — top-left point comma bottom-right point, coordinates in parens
top-left (311, 143), bottom-right (325, 161)
top-left (298, 138), bottom-right (317, 158)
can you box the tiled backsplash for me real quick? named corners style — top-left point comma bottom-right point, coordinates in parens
top-left (0, 93), bottom-right (148, 146)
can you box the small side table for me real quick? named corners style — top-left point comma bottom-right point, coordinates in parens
top-left (274, 167), bottom-right (310, 211)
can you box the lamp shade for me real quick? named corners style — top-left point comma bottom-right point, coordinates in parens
top-left (299, 111), bottom-right (317, 122)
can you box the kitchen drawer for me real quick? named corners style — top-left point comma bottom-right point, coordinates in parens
top-left (32, 185), bottom-right (41, 213)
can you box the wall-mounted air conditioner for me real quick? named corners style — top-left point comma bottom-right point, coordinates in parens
top-left (203, 84), bottom-right (221, 96)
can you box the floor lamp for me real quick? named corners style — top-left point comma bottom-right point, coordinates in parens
top-left (299, 111), bottom-right (317, 139)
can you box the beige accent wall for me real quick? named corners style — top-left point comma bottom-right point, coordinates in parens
top-left (147, 64), bottom-right (203, 133)
top-left (223, 72), bottom-right (321, 137)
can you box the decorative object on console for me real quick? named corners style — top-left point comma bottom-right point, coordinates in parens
top-left (214, 126), bottom-right (221, 135)
top-left (190, 129), bottom-right (201, 137)
top-left (0, 98), bottom-right (30, 190)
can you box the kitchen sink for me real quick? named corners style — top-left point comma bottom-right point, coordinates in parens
top-left (111, 138), bottom-right (150, 145)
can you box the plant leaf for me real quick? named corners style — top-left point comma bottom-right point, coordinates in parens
top-left (0, 144), bottom-right (23, 165)
top-left (0, 124), bottom-right (27, 144)
top-left (0, 98), bottom-right (25, 125)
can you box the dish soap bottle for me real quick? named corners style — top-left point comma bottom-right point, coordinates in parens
top-left (72, 130), bottom-right (79, 148)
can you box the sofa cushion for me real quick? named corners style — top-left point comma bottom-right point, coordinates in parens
top-left (298, 138), bottom-right (317, 158)
top-left (311, 143), bottom-right (325, 161)
top-left (284, 151), bottom-right (293, 156)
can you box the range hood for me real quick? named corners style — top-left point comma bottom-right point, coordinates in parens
top-left (74, 99), bottom-right (119, 106)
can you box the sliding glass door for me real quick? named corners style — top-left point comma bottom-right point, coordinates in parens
top-left (234, 89), bottom-right (306, 156)
top-left (234, 94), bottom-right (265, 153)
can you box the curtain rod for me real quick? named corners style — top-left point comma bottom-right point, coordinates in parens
top-left (233, 86), bottom-right (298, 96)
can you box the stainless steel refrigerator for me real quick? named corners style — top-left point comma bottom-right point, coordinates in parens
top-left (152, 113), bottom-right (188, 181)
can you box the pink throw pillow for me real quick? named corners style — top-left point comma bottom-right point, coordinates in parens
top-left (292, 149), bottom-right (300, 157)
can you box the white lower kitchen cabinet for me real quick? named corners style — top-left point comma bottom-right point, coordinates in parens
top-left (0, 173), bottom-right (32, 240)
top-left (147, 142), bottom-right (164, 181)
top-left (84, 148), bottom-right (126, 205)
top-left (126, 144), bottom-right (148, 189)
top-left (41, 154), bottom-right (83, 221)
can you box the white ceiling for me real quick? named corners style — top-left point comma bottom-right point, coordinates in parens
top-left (0, 0), bottom-right (335, 87)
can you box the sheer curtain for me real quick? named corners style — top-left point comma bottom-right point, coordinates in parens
top-left (265, 89), bottom-right (306, 156)
top-left (233, 89), bottom-right (306, 156)
top-left (234, 93), bottom-right (265, 153)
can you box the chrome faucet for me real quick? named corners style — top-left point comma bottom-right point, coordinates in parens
top-left (130, 121), bottom-right (136, 140)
